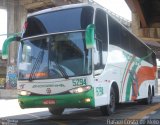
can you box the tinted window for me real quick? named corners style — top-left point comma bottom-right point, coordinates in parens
top-left (23, 7), bottom-right (93, 38)
top-left (152, 53), bottom-right (157, 66)
top-left (130, 35), bottom-right (138, 55)
top-left (121, 28), bottom-right (131, 52)
top-left (158, 69), bottom-right (160, 78)
top-left (95, 9), bottom-right (108, 51)
top-left (108, 12), bottom-right (154, 65)
top-left (108, 16), bottom-right (121, 47)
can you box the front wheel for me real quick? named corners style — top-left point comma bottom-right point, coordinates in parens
top-left (100, 87), bottom-right (116, 116)
top-left (49, 107), bottom-right (64, 116)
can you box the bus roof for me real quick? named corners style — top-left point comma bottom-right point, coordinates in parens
top-left (28, 3), bottom-right (91, 17)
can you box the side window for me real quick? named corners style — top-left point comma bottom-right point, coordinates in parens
top-left (137, 42), bottom-right (147, 59)
top-left (94, 9), bottom-right (108, 71)
top-left (121, 27), bottom-right (131, 53)
top-left (146, 49), bottom-right (152, 64)
top-left (152, 53), bottom-right (157, 66)
top-left (158, 69), bottom-right (160, 79)
top-left (95, 9), bottom-right (108, 51)
top-left (130, 35), bottom-right (138, 56)
top-left (108, 16), bottom-right (121, 47)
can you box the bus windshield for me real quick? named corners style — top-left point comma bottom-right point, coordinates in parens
top-left (18, 32), bottom-right (92, 80)
top-left (23, 6), bottom-right (94, 38)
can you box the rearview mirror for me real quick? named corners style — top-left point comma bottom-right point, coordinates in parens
top-left (85, 24), bottom-right (95, 49)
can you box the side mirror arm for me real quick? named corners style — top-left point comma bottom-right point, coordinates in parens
top-left (2, 34), bottom-right (21, 59)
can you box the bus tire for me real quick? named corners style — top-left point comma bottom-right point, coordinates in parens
top-left (140, 87), bottom-right (152, 105)
top-left (100, 87), bottom-right (116, 116)
top-left (144, 87), bottom-right (152, 104)
top-left (49, 107), bottom-right (64, 115)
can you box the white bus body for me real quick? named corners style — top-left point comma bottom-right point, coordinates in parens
top-left (17, 3), bottom-right (157, 115)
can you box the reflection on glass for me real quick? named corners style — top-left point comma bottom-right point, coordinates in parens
top-left (18, 32), bottom-right (92, 80)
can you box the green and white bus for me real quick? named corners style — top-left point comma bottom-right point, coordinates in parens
top-left (13, 3), bottom-right (157, 116)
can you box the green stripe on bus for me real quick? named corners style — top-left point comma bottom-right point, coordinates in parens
top-left (120, 58), bottom-right (130, 97)
top-left (125, 63), bottom-right (138, 101)
top-left (121, 55), bottom-right (135, 101)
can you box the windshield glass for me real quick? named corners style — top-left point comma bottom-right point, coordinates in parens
top-left (23, 6), bottom-right (94, 38)
top-left (18, 32), bottom-right (92, 80)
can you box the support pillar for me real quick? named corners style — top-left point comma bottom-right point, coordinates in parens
top-left (6, 0), bottom-right (27, 89)
top-left (131, 12), bottom-right (140, 36)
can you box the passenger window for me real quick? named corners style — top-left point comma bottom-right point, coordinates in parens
top-left (95, 9), bottom-right (108, 51)
top-left (121, 28), bottom-right (130, 52)
top-left (94, 9), bottom-right (108, 72)
top-left (108, 16), bottom-right (121, 47)
top-left (152, 53), bottom-right (157, 66)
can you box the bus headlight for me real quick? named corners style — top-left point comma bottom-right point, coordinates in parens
top-left (69, 86), bottom-right (92, 94)
top-left (18, 90), bottom-right (31, 96)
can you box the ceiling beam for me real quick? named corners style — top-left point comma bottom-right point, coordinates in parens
top-left (125, 0), bottom-right (147, 28)
top-left (132, 0), bottom-right (147, 28)
top-left (125, 0), bottom-right (136, 12)
top-left (25, 2), bottom-right (44, 10)
top-left (141, 37), bottom-right (160, 43)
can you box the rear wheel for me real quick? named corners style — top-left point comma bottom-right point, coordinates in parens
top-left (139, 87), bottom-right (152, 105)
top-left (143, 88), bottom-right (152, 104)
top-left (100, 87), bottom-right (116, 116)
top-left (49, 107), bottom-right (64, 115)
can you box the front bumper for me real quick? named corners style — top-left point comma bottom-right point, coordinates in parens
top-left (18, 88), bottom-right (95, 109)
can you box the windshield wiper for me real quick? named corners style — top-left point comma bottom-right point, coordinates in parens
top-left (54, 61), bottom-right (69, 79)
top-left (29, 50), bottom-right (44, 81)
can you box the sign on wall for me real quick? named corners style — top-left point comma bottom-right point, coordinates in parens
top-left (0, 78), bottom-right (6, 89)
top-left (6, 65), bottom-right (17, 89)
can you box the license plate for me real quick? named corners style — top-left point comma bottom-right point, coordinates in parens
top-left (43, 100), bottom-right (55, 105)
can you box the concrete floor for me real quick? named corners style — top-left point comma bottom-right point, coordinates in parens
top-left (0, 96), bottom-right (160, 125)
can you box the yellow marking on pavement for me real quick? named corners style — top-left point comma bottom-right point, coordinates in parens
top-left (116, 103), bottom-right (160, 125)
top-left (128, 103), bottom-right (160, 119)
